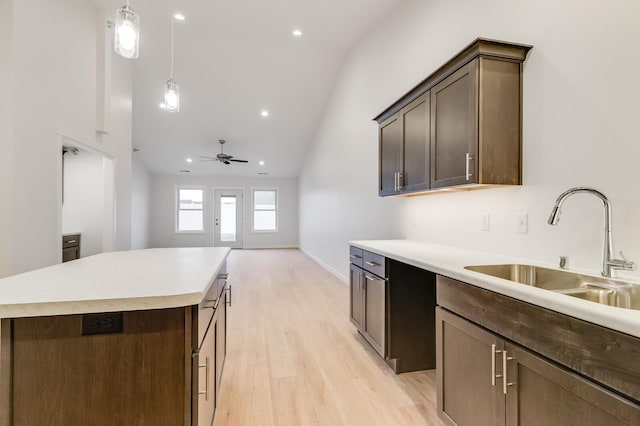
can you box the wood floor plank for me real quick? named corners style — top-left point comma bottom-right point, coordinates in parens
top-left (214, 249), bottom-right (442, 426)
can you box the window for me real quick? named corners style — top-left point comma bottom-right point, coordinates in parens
top-left (253, 189), bottom-right (277, 232)
top-left (176, 187), bottom-right (204, 232)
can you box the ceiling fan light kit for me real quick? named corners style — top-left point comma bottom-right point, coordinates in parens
top-left (198, 140), bottom-right (249, 165)
top-left (114, 0), bottom-right (140, 59)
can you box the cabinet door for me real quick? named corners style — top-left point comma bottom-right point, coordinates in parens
top-left (196, 323), bottom-right (216, 426)
top-left (349, 263), bottom-right (365, 331)
top-left (215, 292), bottom-right (227, 400)
top-left (504, 342), bottom-right (640, 426)
top-left (400, 91), bottom-right (430, 192)
top-left (436, 307), bottom-right (505, 426)
top-left (363, 273), bottom-right (386, 357)
top-left (379, 114), bottom-right (402, 196)
top-left (430, 60), bottom-right (478, 188)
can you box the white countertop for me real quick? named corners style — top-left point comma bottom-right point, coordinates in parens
top-left (350, 240), bottom-right (640, 339)
top-left (0, 247), bottom-right (230, 318)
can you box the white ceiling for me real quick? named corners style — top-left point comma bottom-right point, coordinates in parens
top-left (102, 0), bottom-right (408, 177)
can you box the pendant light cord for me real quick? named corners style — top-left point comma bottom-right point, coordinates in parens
top-left (170, 16), bottom-right (174, 79)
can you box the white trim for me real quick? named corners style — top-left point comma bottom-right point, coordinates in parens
top-left (175, 185), bottom-right (206, 233)
top-left (299, 247), bottom-right (348, 284)
top-left (250, 187), bottom-right (279, 233)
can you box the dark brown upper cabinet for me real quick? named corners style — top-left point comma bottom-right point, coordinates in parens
top-left (374, 38), bottom-right (532, 196)
top-left (378, 92), bottom-right (430, 196)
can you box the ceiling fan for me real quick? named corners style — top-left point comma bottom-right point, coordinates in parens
top-left (199, 139), bottom-right (248, 165)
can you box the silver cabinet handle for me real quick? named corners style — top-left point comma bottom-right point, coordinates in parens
top-left (66, 239), bottom-right (77, 244)
top-left (364, 274), bottom-right (377, 281)
top-left (365, 261), bottom-right (379, 267)
top-left (465, 152), bottom-right (473, 181)
top-left (198, 356), bottom-right (210, 400)
top-left (491, 344), bottom-right (503, 386)
top-left (398, 172), bottom-right (403, 189)
top-left (226, 285), bottom-right (232, 307)
top-left (349, 254), bottom-right (362, 259)
top-left (394, 172), bottom-right (398, 191)
top-left (502, 350), bottom-right (515, 394)
top-left (218, 273), bottom-right (228, 280)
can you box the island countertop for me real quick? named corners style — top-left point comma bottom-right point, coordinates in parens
top-left (0, 247), bottom-right (230, 318)
top-left (349, 239), bottom-right (640, 339)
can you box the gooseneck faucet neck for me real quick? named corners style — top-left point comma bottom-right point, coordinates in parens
top-left (547, 187), bottom-right (613, 277)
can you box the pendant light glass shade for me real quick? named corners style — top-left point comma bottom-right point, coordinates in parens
top-left (164, 79), bottom-right (180, 113)
top-left (114, 3), bottom-right (140, 59)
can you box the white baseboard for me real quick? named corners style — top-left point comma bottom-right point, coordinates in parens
top-left (299, 247), bottom-right (348, 285)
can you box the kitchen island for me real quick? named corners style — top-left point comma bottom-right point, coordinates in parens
top-left (0, 247), bottom-right (230, 426)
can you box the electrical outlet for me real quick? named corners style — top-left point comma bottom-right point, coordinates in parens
top-left (517, 213), bottom-right (528, 234)
top-left (480, 213), bottom-right (490, 231)
top-left (82, 312), bottom-right (124, 335)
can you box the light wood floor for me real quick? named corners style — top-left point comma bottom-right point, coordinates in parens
top-left (214, 249), bottom-right (442, 426)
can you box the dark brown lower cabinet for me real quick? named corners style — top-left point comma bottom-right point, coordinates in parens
top-left (349, 263), bottom-right (365, 331)
top-left (349, 248), bottom-right (437, 374)
top-left (0, 270), bottom-right (230, 426)
top-left (437, 307), bottom-right (640, 426)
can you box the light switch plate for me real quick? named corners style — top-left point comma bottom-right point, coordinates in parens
top-left (517, 213), bottom-right (528, 234)
top-left (480, 213), bottom-right (490, 231)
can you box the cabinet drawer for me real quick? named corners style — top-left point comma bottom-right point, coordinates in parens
top-left (196, 282), bottom-right (217, 347)
top-left (62, 234), bottom-right (80, 249)
top-left (349, 246), bottom-right (364, 267)
top-left (363, 251), bottom-right (385, 277)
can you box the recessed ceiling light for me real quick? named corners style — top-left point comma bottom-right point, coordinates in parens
top-left (258, 172), bottom-right (268, 175)
top-left (174, 13), bottom-right (185, 21)
top-left (259, 161), bottom-right (265, 166)
top-left (292, 29), bottom-right (303, 37)
top-left (179, 170), bottom-right (191, 173)
top-left (261, 110), bottom-right (269, 117)
top-left (186, 158), bottom-right (193, 163)
top-left (159, 102), bottom-right (166, 109)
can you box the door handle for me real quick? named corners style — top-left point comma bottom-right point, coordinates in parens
top-left (198, 356), bottom-right (210, 400)
top-left (502, 350), bottom-right (515, 394)
top-left (465, 152), bottom-right (473, 181)
top-left (491, 344), bottom-right (503, 386)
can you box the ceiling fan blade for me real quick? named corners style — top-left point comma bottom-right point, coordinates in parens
top-left (229, 159), bottom-right (248, 163)
top-left (223, 160), bottom-right (231, 165)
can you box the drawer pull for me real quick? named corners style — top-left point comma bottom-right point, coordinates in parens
top-left (226, 285), bottom-right (232, 307)
top-left (198, 356), bottom-right (210, 400)
top-left (349, 254), bottom-right (362, 259)
top-left (66, 239), bottom-right (77, 244)
top-left (218, 273), bottom-right (229, 280)
top-left (364, 274), bottom-right (377, 282)
top-left (365, 261), bottom-right (379, 267)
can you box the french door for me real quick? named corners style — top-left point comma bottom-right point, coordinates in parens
top-left (213, 189), bottom-right (243, 248)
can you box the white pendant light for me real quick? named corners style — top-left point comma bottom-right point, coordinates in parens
top-left (163, 14), bottom-right (181, 113)
top-left (114, 0), bottom-right (140, 59)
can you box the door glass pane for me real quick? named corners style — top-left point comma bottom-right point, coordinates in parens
top-left (220, 196), bottom-right (237, 242)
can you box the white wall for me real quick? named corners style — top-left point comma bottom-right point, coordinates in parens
top-left (131, 155), bottom-right (151, 249)
top-left (62, 150), bottom-right (105, 257)
top-left (0, 0), bottom-right (13, 277)
top-left (0, 0), bottom-right (132, 277)
top-left (299, 0), bottom-right (640, 281)
top-left (150, 175), bottom-right (298, 249)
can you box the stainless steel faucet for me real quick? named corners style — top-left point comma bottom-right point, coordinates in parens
top-left (547, 187), bottom-right (635, 277)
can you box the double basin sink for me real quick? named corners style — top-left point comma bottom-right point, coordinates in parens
top-left (465, 264), bottom-right (640, 311)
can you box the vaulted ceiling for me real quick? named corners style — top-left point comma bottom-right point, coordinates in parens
top-left (100, 0), bottom-right (408, 177)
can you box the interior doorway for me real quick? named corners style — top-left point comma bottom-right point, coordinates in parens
top-left (59, 136), bottom-right (115, 260)
top-left (213, 189), bottom-right (243, 248)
